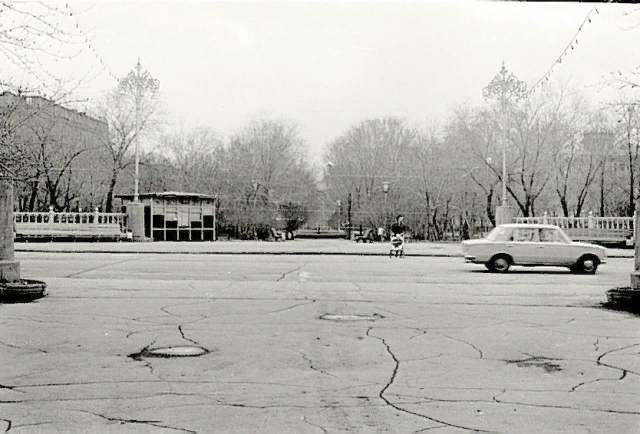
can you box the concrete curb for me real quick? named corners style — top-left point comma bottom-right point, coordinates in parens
top-left (14, 248), bottom-right (461, 257)
top-left (13, 247), bottom-right (634, 259)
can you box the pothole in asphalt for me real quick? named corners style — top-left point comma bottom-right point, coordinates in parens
top-left (319, 313), bottom-right (384, 321)
top-left (504, 356), bottom-right (562, 373)
top-left (128, 345), bottom-right (209, 360)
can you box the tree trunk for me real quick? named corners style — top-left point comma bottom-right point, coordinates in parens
top-left (347, 192), bottom-right (352, 239)
top-left (424, 191), bottom-right (431, 241)
top-left (630, 165), bottom-right (635, 217)
top-left (560, 197), bottom-right (569, 218)
top-left (28, 179), bottom-right (39, 212)
top-left (431, 208), bottom-right (439, 241)
top-left (600, 161), bottom-right (605, 217)
top-left (486, 186), bottom-right (495, 227)
top-left (105, 170), bottom-right (118, 213)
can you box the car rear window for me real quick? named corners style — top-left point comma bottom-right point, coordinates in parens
top-left (485, 227), bottom-right (512, 242)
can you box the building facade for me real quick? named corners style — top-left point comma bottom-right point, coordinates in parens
top-left (0, 91), bottom-right (110, 211)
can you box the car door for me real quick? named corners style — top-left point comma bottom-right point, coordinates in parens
top-left (535, 228), bottom-right (565, 265)
top-left (510, 228), bottom-right (540, 264)
top-left (552, 228), bottom-right (582, 266)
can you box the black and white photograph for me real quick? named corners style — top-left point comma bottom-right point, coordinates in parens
top-left (1, 0), bottom-right (639, 432)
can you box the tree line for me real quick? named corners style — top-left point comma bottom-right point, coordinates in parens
top-left (324, 82), bottom-right (640, 240)
top-left (2, 76), bottom-right (640, 241)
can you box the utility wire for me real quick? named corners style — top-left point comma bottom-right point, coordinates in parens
top-left (530, 6), bottom-right (599, 93)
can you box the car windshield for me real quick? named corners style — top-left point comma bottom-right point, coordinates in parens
top-left (485, 226), bottom-right (513, 242)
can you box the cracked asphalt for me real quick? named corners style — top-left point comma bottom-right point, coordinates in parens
top-left (1, 251), bottom-right (639, 433)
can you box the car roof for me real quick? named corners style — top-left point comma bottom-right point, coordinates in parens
top-left (498, 223), bottom-right (562, 229)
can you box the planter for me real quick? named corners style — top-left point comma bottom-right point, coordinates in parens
top-left (605, 287), bottom-right (640, 313)
top-left (0, 279), bottom-right (47, 302)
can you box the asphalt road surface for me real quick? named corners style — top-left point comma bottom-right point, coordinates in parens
top-left (1, 253), bottom-right (639, 433)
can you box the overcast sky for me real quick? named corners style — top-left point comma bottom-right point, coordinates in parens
top-left (9, 1), bottom-right (640, 163)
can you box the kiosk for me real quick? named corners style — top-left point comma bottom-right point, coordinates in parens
top-left (116, 192), bottom-right (217, 241)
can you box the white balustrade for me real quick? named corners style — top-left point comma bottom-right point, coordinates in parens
top-left (514, 213), bottom-right (634, 242)
top-left (14, 211), bottom-right (128, 238)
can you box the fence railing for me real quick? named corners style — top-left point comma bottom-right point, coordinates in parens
top-left (515, 212), bottom-right (634, 242)
top-left (14, 208), bottom-right (128, 239)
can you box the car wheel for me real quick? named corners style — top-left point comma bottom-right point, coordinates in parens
top-left (576, 255), bottom-right (599, 275)
top-left (488, 255), bottom-right (511, 273)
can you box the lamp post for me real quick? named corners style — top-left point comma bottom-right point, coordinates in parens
top-left (382, 181), bottom-right (390, 238)
top-left (486, 156), bottom-right (492, 231)
top-left (336, 200), bottom-right (342, 231)
top-left (119, 57), bottom-right (159, 203)
top-left (347, 192), bottom-right (352, 240)
top-left (252, 180), bottom-right (259, 207)
top-left (482, 62), bottom-right (527, 208)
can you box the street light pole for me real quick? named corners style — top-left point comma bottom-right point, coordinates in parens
top-left (252, 180), bottom-right (259, 207)
top-left (382, 181), bottom-right (390, 238)
top-left (347, 192), bottom-right (352, 240)
top-left (482, 62), bottom-right (526, 208)
top-left (483, 62), bottom-right (526, 224)
top-left (134, 60), bottom-right (141, 203)
top-left (119, 57), bottom-right (159, 203)
top-left (502, 99), bottom-right (507, 206)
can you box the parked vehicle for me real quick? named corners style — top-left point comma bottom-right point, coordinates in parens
top-left (461, 224), bottom-right (607, 274)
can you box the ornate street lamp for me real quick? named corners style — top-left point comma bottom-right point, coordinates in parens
top-left (382, 181), bottom-right (390, 195)
top-left (382, 181), bottom-right (390, 237)
top-left (119, 57), bottom-right (159, 203)
top-left (482, 62), bottom-right (527, 207)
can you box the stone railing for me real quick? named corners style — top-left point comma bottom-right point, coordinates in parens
top-left (515, 212), bottom-right (634, 242)
top-left (14, 207), bottom-right (128, 239)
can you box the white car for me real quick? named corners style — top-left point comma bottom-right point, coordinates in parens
top-left (461, 224), bottom-right (607, 274)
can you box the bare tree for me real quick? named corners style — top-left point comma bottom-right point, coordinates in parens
top-left (219, 118), bottom-right (318, 238)
top-left (444, 104), bottom-right (500, 226)
top-left (501, 87), bottom-right (561, 217)
top-left (95, 84), bottom-right (162, 212)
top-left (324, 117), bottom-right (419, 231)
top-left (159, 126), bottom-right (224, 193)
top-left (548, 90), bottom-right (613, 217)
top-left (0, 2), bottom-right (93, 98)
top-left (610, 100), bottom-right (640, 216)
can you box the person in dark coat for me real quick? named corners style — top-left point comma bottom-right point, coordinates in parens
top-left (391, 215), bottom-right (406, 237)
top-left (390, 215), bottom-right (406, 258)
